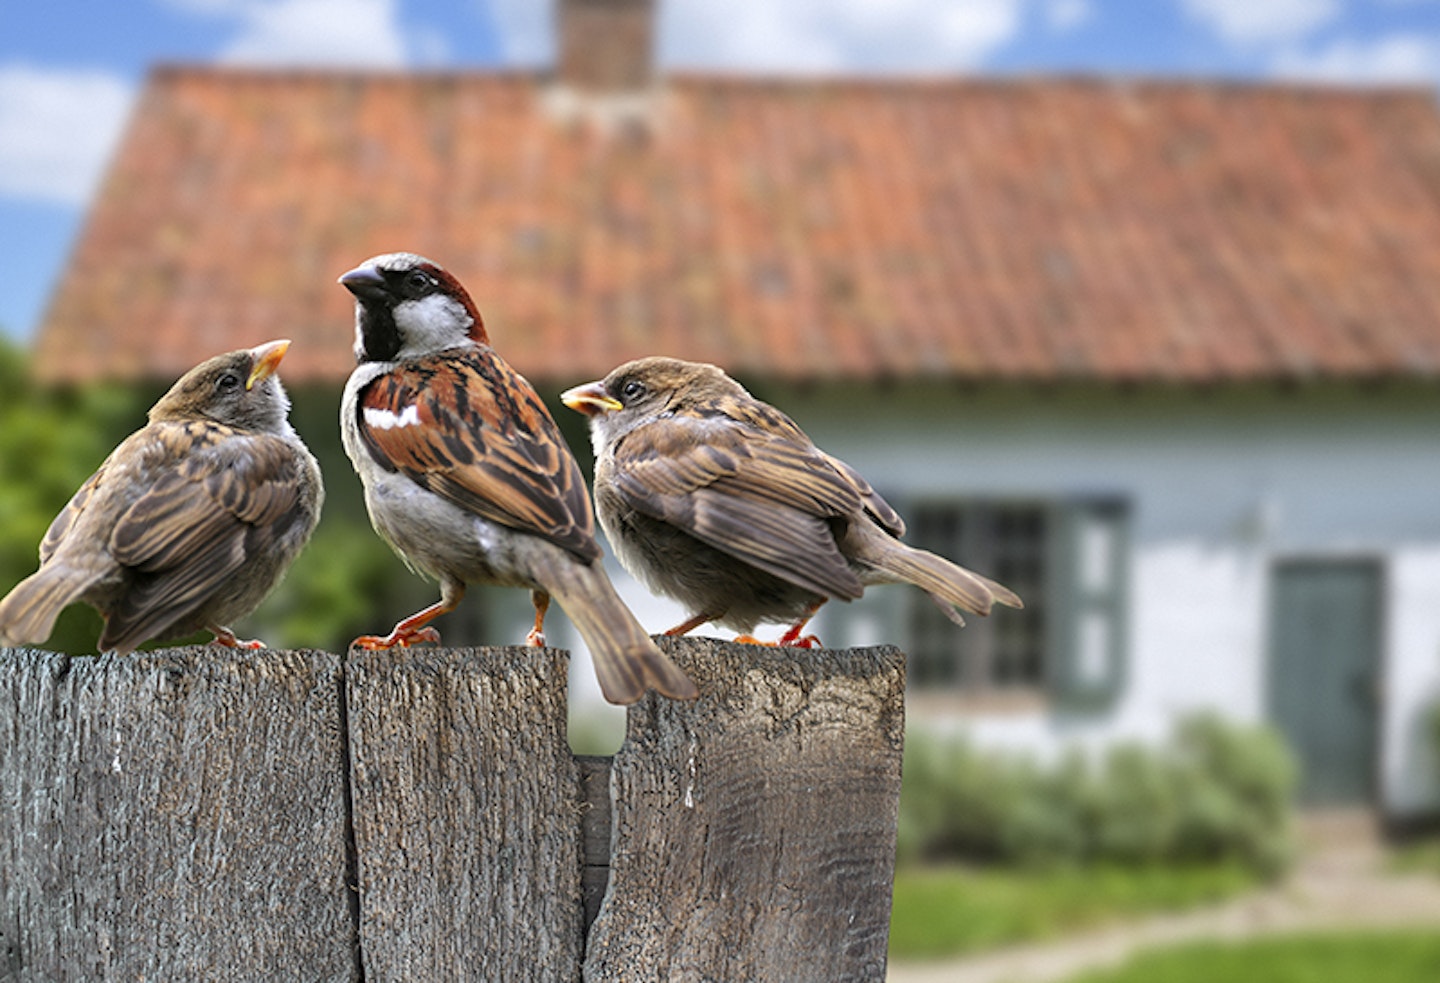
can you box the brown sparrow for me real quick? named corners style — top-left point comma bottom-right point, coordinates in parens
top-left (0, 340), bottom-right (323, 653)
top-left (337, 253), bottom-right (696, 705)
top-left (562, 357), bottom-right (1022, 645)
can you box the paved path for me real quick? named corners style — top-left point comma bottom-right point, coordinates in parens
top-left (886, 837), bottom-right (1440, 983)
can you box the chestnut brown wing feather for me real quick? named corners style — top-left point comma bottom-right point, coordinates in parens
top-left (358, 350), bottom-right (600, 563)
top-left (609, 405), bottom-right (866, 600)
top-left (101, 421), bottom-right (310, 649)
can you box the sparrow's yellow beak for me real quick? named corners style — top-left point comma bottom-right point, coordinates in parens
top-left (247, 339), bottom-right (291, 390)
top-left (561, 381), bottom-right (622, 416)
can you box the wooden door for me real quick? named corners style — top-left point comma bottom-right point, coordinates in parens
top-left (1267, 560), bottom-right (1382, 806)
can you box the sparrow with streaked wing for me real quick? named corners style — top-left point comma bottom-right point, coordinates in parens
top-left (0, 340), bottom-right (323, 653)
top-left (337, 252), bottom-right (696, 705)
top-left (562, 356), bottom-right (1022, 645)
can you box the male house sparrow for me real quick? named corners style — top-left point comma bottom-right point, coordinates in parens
top-left (0, 340), bottom-right (323, 653)
top-left (562, 357), bottom-right (1022, 645)
top-left (338, 252), bottom-right (696, 705)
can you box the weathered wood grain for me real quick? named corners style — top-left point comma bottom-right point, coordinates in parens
top-left (583, 637), bottom-right (906, 983)
top-left (345, 645), bottom-right (583, 982)
top-left (0, 646), bottom-right (355, 982)
top-left (576, 755), bottom-right (613, 935)
top-left (2, 640), bottom-right (906, 983)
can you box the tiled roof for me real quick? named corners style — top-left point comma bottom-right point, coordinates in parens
top-left (34, 67), bottom-right (1440, 384)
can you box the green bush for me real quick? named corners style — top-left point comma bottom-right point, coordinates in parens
top-left (1170, 713), bottom-right (1296, 875)
top-left (898, 713), bottom-right (1297, 877)
top-left (898, 733), bottom-right (1009, 863)
top-left (1429, 700), bottom-right (1440, 787)
top-left (1093, 742), bottom-right (1182, 864)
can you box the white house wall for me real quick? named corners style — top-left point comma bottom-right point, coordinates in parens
top-left (769, 383), bottom-right (1440, 818)
top-left (529, 382), bottom-right (1440, 816)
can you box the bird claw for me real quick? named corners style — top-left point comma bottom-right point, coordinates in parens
top-left (734, 631), bottom-right (824, 649)
top-left (351, 626), bottom-right (442, 650)
top-left (209, 627), bottom-right (266, 649)
top-left (524, 627), bottom-right (546, 648)
top-left (782, 633), bottom-right (823, 649)
top-left (777, 610), bottom-right (823, 648)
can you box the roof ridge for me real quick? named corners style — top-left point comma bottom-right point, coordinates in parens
top-left (141, 63), bottom-right (1439, 103)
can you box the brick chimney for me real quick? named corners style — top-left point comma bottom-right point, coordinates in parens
top-left (556, 0), bottom-right (656, 93)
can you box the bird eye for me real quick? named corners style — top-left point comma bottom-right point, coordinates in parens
top-left (405, 270), bottom-right (434, 294)
top-left (621, 379), bottom-right (646, 402)
top-left (216, 372), bottom-right (241, 393)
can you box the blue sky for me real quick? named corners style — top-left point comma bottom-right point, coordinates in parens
top-left (3, 0), bottom-right (1440, 342)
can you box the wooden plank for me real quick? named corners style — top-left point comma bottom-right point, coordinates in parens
top-left (3, 641), bottom-right (906, 982)
top-left (0, 646), bottom-right (356, 982)
top-left (1268, 560), bottom-right (1382, 805)
top-left (576, 755), bottom-right (613, 935)
top-left (583, 637), bottom-right (906, 983)
top-left (345, 646), bottom-right (583, 982)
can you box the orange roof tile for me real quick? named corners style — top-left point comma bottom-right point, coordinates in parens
top-left (34, 67), bottom-right (1440, 385)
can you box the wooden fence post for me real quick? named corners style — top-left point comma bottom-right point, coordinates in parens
top-left (0, 647), bottom-right (355, 981)
top-left (584, 637), bottom-right (906, 982)
top-left (1, 639), bottom-right (904, 983)
top-left (345, 646), bottom-right (582, 981)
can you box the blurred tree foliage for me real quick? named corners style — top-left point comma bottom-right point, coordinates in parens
top-left (0, 337), bottom-right (144, 652)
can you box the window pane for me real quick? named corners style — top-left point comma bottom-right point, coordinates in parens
top-left (907, 502), bottom-right (1047, 692)
top-left (990, 505), bottom-right (1046, 688)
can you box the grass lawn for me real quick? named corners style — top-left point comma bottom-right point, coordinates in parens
top-left (888, 862), bottom-right (1259, 961)
top-left (1064, 931), bottom-right (1440, 983)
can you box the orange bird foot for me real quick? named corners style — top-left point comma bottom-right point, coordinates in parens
top-left (210, 626), bottom-right (266, 649)
top-left (776, 622), bottom-right (823, 648)
top-left (733, 630), bottom-right (823, 649)
top-left (781, 634), bottom-right (823, 649)
top-left (351, 625), bottom-right (442, 650)
top-left (524, 627), bottom-right (546, 648)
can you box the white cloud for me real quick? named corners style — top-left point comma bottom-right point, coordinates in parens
top-left (160, 0), bottom-right (252, 12)
top-left (1272, 33), bottom-right (1440, 83)
top-left (487, 0), bottom-right (556, 65)
top-left (0, 65), bottom-right (135, 206)
top-left (1179, 0), bottom-right (1340, 45)
top-left (409, 24), bottom-right (454, 67)
top-left (221, 0), bottom-right (408, 66)
top-left (163, 0), bottom-right (413, 67)
top-left (1046, 0), bottom-right (1092, 32)
top-left (657, 0), bottom-right (1025, 73)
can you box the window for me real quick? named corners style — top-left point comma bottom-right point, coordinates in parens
top-left (905, 497), bottom-right (1129, 707)
top-left (907, 502), bottom-right (1048, 690)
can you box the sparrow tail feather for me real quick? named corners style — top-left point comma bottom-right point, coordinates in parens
top-left (541, 557), bottom-right (698, 705)
top-left (0, 566), bottom-right (96, 649)
top-left (845, 524), bottom-right (1023, 623)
